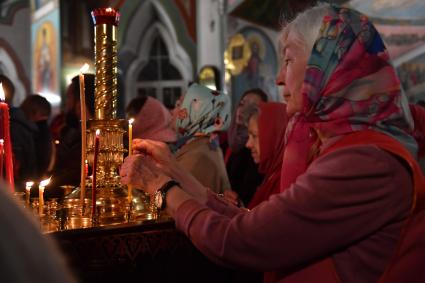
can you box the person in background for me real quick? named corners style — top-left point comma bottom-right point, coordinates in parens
top-left (225, 89), bottom-right (268, 206)
top-left (121, 4), bottom-right (425, 282)
top-left (0, 183), bottom-right (76, 282)
top-left (50, 74), bottom-right (95, 188)
top-left (126, 95), bottom-right (176, 143)
top-left (20, 94), bottom-right (53, 179)
top-left (1, 75), bottom-right (37, 190)
top-left (244, 102), bottom-right (288, 209)
top-left (171, 83), bottom-right (231, 194)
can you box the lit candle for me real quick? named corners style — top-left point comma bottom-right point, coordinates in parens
top-left (25, 181), bottom-right (34, 208)
top-left (127, 118), bottom-right (134, 203)
top-left (92, 129), bottom-right (100, 217)
top-left (0, 139), bottom-right (4, 178)
top-left (38, 177), bottom-right (51, 216)
top-left (0, 83), bottom-right (14, 192)
top-left (85, 159), bottom-right (89, 175)
top-left (79, 63), bottom-right (89, 204)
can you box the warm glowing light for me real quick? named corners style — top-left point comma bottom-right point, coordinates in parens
top-left (0, 139), bottom-right (3, 145)
top-left (0, 83), bottom-right (5, 101)
top-left (128, 118), bottom-right (134, 125)
top-left (106, 7), bottom-right (112, 12)
top-left (80, 63), bottom-right (89, 73)
top-left (25, 181), bottom-right (34, 189)
top-left (39, 177), bottom-right (51, 187)
top-left (95, 129), bottom-right (100, 136)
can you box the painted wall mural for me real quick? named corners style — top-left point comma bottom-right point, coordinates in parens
top-left (31, 0), bottom-right (61, 107)
top-left (231, 27), bottom-right (279, 106)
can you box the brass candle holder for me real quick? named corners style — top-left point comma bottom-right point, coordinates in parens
top-left (62, 7), bottom-right (154, 228)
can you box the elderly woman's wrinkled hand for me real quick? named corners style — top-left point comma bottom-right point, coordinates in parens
top-left (120, 154), bottom-right (171, 195)
top-left (132, 139), bottom-right (178, 175)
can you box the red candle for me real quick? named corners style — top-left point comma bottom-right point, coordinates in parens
top-left (0, 83), bottom-right (14, 192)
top-left (92, 129), bottom-right (100, 216)
top-left (0, 139), bottom-right (4, 178)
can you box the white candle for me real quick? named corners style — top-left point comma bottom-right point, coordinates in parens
top-left (39, 177), bottom-right (51, 216)
top-left (79, 63), bottom-right (89, 205)
top-left (25, 181), bottom-right (34, 208)
top-left (127, 118), bottom-right (134, 203)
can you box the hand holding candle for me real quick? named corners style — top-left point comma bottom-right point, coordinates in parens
top-left (39, 177), bottom-right (51, 216)
top-left (25, 181), bottom-right (34, 208)
top-left (0, 83), bottom-right (14, 191)
top-left (127, 118), bottom-right (134, 203)
top-left (79, 63), bottom-right (89, 204)
top-left (92, 129), bottom-right (100, 217)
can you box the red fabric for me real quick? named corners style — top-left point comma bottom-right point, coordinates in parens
top-left (323, 131), bottom-right (425, 283)
top-left (280, 115), bottom-right (317, 192)
top-left (247, 103), bottom-right (287, 209)
top-left (269, 130), bottom-right (425, 283)
top-left (410, 104), bottom-right (425, 158)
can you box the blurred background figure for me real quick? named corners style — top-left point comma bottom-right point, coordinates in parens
top-left (1, 74), bottom-right (52, 189)
top-left (126, 95), bottom-right (176, 143)
top-left (171, 83), bottom-right (231, 193)
top-left (244, 102), bottom-right (287, 209)
top-left (224, 88), bottom-right (268, 206)
top-left (20, 94), bottom-right (53, 179)
top-left (50, 73), bottom-right (95, 189)
top-left (0, 183), bottom-right (76, 282)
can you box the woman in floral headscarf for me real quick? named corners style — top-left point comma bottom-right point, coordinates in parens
top-left (121, 4), bottom-right (425, 283)
top-left (172, 83), bottom-right (231, 193)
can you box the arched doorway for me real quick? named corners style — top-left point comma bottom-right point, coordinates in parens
top-left (121, 1), bottom-right (193, 110)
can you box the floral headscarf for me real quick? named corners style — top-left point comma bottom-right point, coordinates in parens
top-left (280, 5), bottom-right (418, 193)
top-left (300, 5), bottom-right (417, 156)
top-left (175, 83), bottom-right (231, 139)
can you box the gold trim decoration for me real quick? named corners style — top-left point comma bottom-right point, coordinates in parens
top-left (224, 33), bottom-right (251, 76)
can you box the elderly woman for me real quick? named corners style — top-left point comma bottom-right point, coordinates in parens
top-left (171, 83), bottom-right (231, 194)
top-left (121, 4), bottom-right (425, 283)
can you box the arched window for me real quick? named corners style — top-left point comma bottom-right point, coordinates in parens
top-left (136, 35), bottom-right (185, 109)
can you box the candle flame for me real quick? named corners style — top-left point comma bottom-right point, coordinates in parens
top-left (128, 118), bottom-right (134, 125)
top-left (95, 129), bottom-right (100, 136)
top-left (0, 83), bottom-right (5, 101)
top-left (106, 7), bottom-right (112, 12)
top-left (26, 181), bottom-right (34, 188)
top-left (80, 63), bottom-right (90, 73)
top-left (0, 139), bottom-right (3, 145)
top-left (39, 177), bottom-right (51, 187)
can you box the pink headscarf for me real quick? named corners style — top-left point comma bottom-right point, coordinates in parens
top-left (132, 96), bottom-right (177, 143)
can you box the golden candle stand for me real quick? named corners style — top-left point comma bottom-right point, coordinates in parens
top-left (56, 7), bottom-right (156, 229)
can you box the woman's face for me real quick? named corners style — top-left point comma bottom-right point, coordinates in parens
top-left (276, 31), bottom-right (309, 116)
top-left (245, 115), bottom-right (260, 163)
top-left (171, 95), bottom-right (185, 131)
top-left (236, 93), bottom-right (263, 125)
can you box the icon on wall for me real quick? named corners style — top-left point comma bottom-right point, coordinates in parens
top-left (224, 33), bottom-right (251, 76)
top-left (34, 21), bottom-right (57, 94)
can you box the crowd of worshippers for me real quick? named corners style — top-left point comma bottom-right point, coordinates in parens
top-left (2, 3), bottom-right (425, 282)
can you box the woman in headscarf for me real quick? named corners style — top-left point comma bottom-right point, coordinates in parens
top-left (225, 89), bottom-right (267, 206)
top-left (126, 95), bottom-right (176, 143)
top-left (172, 83), bottom-right (231, 194)
top-left (121, 4), bottom-right (425, 282)
top-left (244, 102), bottom-right (288, 209)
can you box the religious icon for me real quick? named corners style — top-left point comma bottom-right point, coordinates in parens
top-left (34, 21), bottom-right (57, 94)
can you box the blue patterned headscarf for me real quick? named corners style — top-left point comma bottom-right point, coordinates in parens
top-left (175, 83), bottom-right (231, 140)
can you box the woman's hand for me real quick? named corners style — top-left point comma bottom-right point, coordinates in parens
top-left (223, 190), bottom-right (240, 206)
top-left (120, 154), bottom-right (171, 195)
top-left (132, 139), bottom-right (178, 176)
